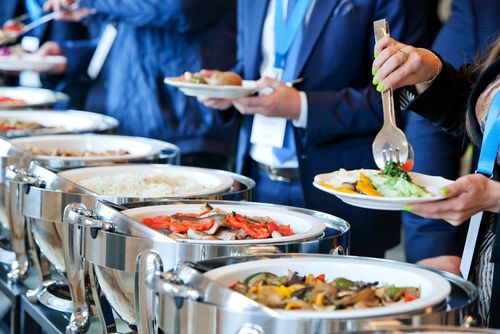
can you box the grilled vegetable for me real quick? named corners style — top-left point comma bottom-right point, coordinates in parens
top-left (230, 271), bottom-right (421, 311)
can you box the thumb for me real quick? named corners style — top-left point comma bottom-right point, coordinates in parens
top-left (256, 76), bottom-right (284, 90)
top-left (441, 176), bottom-right (469, 198)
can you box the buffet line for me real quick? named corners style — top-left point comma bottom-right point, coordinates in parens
top-left (0, 96), bottom-right (495, 334)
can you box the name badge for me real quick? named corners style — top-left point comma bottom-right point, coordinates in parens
top-left (87, 24), bottom-right (117, 80)
top-left (250, 114), bottom-right (287, 148)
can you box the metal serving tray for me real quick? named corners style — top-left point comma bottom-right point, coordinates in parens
top-left (63, 200), bottom-right (350, 333)
top-left (148, 254), bottom-right (479, 334)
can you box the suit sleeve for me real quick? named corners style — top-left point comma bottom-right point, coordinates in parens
top-left (405, 61), bottom-right (472, 137)
top-left (304, 0), bottom-right (427, 144)
top-left (79, 0), bottom-right (232, 30)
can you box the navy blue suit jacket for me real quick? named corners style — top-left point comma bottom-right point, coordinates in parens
top-left (233, 0), bottom-right (427, 257)
top-left (403, 0), bottom-right (500, 263)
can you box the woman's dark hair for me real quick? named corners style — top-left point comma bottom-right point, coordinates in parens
top-left (472, 35), bottom-right (500, 76)
top-left (466, 35), bottom-right (500, 143)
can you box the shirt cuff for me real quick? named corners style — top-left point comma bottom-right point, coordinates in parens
top-left (292, 91), bottom-right (308, 128)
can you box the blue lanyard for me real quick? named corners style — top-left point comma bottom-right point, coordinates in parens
top-left (274, 0), bottom-right (312, 70)
top-left (477, 91), bottom-right (500, 177)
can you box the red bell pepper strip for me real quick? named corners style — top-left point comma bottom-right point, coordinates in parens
top-left (142, 215), bottom-right (171, 230)
top-left (403, 289), bottom-right (417, 302)
top-left (169, 221), bottom-right (188, 233)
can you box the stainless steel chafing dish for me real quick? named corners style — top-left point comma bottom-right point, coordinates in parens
top-left (359, 325), bottom-right (500, 333)
top-left (20, 163), bottom-right (254, 331)
top-left (0, 134), bottom-right (179, 284)
top-left (146, 254), bottom-right (478, 334)
top-left (63, 200), bottom-right (350, 333)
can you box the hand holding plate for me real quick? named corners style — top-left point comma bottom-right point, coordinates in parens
top-left (233, 76), bottom-right (301, 120)
top-left (409, 174), bottom-right (500, 225)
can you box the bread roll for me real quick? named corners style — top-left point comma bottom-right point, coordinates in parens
top-left (207, 71), bottom-right (243, 86)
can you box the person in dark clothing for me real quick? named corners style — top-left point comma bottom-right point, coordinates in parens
top-left (373, 34), bottom-right (500, 327)
top-left (43, 0), bottom-right (238, 170)
top-left (0, 0), bottom-right (90, 109)
top-left (403, 0), bottom-right (500, 274)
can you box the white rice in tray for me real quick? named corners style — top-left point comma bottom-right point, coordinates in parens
top-left (78, 171), bottom-right (208, 197)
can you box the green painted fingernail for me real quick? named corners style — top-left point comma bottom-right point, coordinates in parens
top-left (372, 68), bottom-right (377, 75)
top-left (403, 205), bottom-right (414, 212)
top-left (440, 187), bottom-right (449, 195)
top-left (376, 83), bottom-right (385, 92)
top-left (374, 50), bottom-right (379, 58)
top-left (372, 76), bottom-right (380, 85)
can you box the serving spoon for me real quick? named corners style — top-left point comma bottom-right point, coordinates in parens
top-left (372, 19), bottom-right (411, 169)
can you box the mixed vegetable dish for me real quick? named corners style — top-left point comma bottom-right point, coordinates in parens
top-left (230, 270), bottom-right (420, 311)
top-left (142, 203), bottom-right (295, 241)
top-left (320, 161), bottom-right (432, 198)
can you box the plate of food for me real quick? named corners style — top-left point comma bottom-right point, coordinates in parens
top-left (58, 165), bottom-right (234, 199)
top-left (0, 45), bottom-right (66, 72)
top-left (313, 162), bottom-right (454, 210)
top-left (165, 71), bottom-right (258, 99)
top-left (9, 134), bottom-right (173, 162)
top-left (0, 87), bottom-right (67, 109)
top-left (0, 20), bottom-right (24, 45)
top-left (125, 203), bottom-right (326, 244)
top-left (203, 256), bottom-right (451, 319)
top-left (0, 110), bottom-right (117, 137)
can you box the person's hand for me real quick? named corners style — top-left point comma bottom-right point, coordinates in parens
top-left (37, 41), bottom-right (66, 74)
top-left (417, 256), bottom-right (461, 275)
top-left (43, 0), bottom-right (77, 11)
top-left (197, 70), bottom-right (234, 110)
top-left (372, 36), bottom-right (442, 93)
top-left (43, 0), bottom-right (90, 21)
top-left (407, 174), bottom-right (500, 226)
top-left (233, 77), bottom-right (301, 120)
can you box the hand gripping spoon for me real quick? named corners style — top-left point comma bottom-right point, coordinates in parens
top-left (372, 19), bottom-right (410, 169)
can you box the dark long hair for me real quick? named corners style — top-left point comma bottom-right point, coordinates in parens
top-left (466, 35), bottom-right (500, 143)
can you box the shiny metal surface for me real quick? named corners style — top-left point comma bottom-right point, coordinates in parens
top-left (25, 167), bottom-right (253, 332)
top-left (66, 200), bottom-right (349, 330)
top-left (150, 254), bottom-right (478, 334)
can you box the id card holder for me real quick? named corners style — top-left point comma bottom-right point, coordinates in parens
top-left (87, 23), bottom-right (117, 80)
top-left (250, 114), bottom-right (287, 148)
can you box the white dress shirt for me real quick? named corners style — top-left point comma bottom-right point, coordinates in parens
top-left (250, 0), bottom-right (315, 168)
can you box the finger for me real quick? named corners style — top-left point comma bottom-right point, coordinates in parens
top-left (199, 69), bottom-right (218, 78)
top-left (374, 36), bottom-right (393, 54)
top-left (373, 44), bottom-right (400, 72)
top-left (376, 48), bottom-right (409, 82)
top-left (256, 76), bottom-right (284, 90)
top-left (442, 177), bottom-right (470, 198)
top-left (378, 62), bottom-right (418, 91)
top-left (43, 1), bottom-right (54, 11)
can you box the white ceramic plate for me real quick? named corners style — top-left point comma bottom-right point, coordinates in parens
top-left (204, 256), bottom-right (451, 319)
top-left (10, 134), bottom-right (171, 162)
top-left (164, 77), bottom-right (258, 99)
top-left (123, 203), bottom-right (326, 244)
top-left (313, 170), bottom-right (454, 210)
top-left (58, 165), bottom-right (234, 198)
top-left (0, 54), bottom-right (66, 72)
top-left (0, 110), bottom-right (118, 136)
top-left (0, 87), bottom-right (67, 109)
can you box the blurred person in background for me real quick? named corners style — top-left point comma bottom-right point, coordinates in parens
top-left (403, 0), bottom-right (500, 274)
top-left (0, 0), bottom-right (90, 109)
top-left (200, 0), bottom-right (427, 258)
top-left (43, 0), bottom-right (238, 170)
